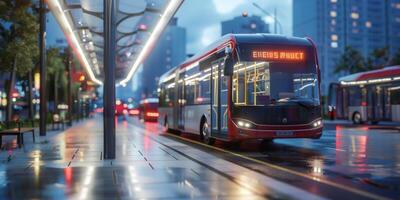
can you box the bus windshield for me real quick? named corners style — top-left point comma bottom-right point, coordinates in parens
top-left (232, 61), bottom-right (320, 106)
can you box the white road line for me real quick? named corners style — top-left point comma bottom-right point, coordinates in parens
top-left (325, 147), bottom-right (346, 152)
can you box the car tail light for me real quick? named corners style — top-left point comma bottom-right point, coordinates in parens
top-left (146, 112), bottom-right (159, 117)
top-left (129, 109), bottom-right (139, 115)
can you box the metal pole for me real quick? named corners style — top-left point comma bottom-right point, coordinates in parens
top-left (66, 48), bottom-right (72, 126)
top-left (39, 0), bottom-right (47, 136)
top-left (274, 8), bottom-right (277, 34)
top-left (252, 3), bottom-right (283, 34)
top-left (103, 0), bottom-right (116, 159)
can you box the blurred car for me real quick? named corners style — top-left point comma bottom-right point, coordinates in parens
top-left (115, 99), bottom-right (127, 116)
top-left (139, 98), bottom-right (159, 122)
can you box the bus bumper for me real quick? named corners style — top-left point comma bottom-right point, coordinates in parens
top-left (232, 126), bottom-right (323, 140)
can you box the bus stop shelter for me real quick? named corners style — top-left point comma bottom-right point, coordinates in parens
top-left (40, 0), bottom-right (184, 159)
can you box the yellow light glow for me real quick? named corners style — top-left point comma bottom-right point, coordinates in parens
top-left (351, 12), bottom-right (359, 19)
top-left (34, 72), bottom-right (40, 89)
top-left (330, 11), bottom-right (337, 17)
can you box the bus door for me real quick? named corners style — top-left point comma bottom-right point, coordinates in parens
top-left (328, 83), bottom-right (340, 119)
top-left (367, 86), bottom-right (375, 120)
top-left (177, 72), bottom-right (185, 129)
top-left (376, 86), bottom-right (384, 120)
top-left (383, 87), bottom-right (391, 120)
top-left (368, 86), bottom-right (383, 121)
top-left (210, 58), bottom-right (228, 137)
top-left (334, 86), bottom-right (348, 119)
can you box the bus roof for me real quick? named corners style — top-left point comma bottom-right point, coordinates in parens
top-left (339, 66), bottom-right (400, 82)
top-left (159, 34), bottom-right (314, 83)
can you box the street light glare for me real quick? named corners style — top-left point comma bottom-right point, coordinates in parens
top-left (119, 0), bottom-right (184, 85)
top-left (47, 0), bottom-right (103, 85)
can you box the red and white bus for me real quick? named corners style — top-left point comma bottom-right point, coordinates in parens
top-left (158, 34), bottom-right (323, 144)
top-left (328, 66), bottom-right (400, 124)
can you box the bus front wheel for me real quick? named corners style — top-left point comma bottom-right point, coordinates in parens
top-left (352, 112), bottom-right (362, 124)
top-left (201, 121), bottom-right (215, 145)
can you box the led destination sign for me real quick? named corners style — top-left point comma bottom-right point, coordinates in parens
top-left (252, 50), bottom-right (305, 62)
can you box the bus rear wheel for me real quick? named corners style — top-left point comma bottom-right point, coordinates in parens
top-left (352, 112), bottom-right (362, 124)
top-left (201, 121), bottom-right (215, 145)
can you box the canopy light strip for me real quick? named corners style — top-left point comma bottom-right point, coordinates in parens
top-left (47, 0), bottom-right (103, 85)
top-left (119, 0), bottom-right (184, 85)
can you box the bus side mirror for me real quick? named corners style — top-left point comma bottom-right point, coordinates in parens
top-left (224, 55), bottom-right (234, 76)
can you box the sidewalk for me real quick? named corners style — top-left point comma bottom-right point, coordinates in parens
top-left (0, 116), bottom-right (324, 199)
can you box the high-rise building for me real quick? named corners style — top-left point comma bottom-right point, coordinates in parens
top-left (221, 15), bottom-right (270, 35)
top-left (135, 18), bottom-right (186, 99)
top-left (293, 0), bottom-right (400, 94)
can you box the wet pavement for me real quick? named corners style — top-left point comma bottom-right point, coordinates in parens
top-left (261, 124), bottom-right (400, 196)
top-left (149, 118), bottom-right (400, 199)
top-left (0, 116), bottom-right (326, 200)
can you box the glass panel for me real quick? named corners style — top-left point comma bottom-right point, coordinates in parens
top-left (221, 65), bottom-right (228, 131)
top-left (233, 61), bottom-right (320, 106)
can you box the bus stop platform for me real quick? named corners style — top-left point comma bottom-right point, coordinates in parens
top-left (0, 116), bottom-right (323, 200)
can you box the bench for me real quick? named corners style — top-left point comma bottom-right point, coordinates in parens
top-left (0, 121), bottom-right (35, 148)
top-left (52, 114), bottom-right (65, 130)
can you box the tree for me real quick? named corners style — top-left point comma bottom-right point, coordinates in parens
top-left (334, 46), bottom-right (366, 74)
top-left (0, 0), bottom-right (39, 121)
top-left (46, 47), bottom-right (67, 114)
top-left (366, 47), bottom-right (389, 70)
top-left (390, 49), bottom-right (400, 66)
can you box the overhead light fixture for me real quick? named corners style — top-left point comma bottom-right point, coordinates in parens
top-left (119, 0), bottom-right (184, 85)
top-left (47, 0), bottom-right (103, 85)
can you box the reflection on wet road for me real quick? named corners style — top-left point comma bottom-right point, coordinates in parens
top-left (0, 115), bottom-right (398, 199)
top-left (0, 117), bottom-right (326, 200)
top-left (131, 117), bottom-right (400, 199)
top-left (262, 125), bottom-right (400, 193)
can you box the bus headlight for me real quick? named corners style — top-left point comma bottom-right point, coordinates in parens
top-left (237, 120), bottom-right (253, 128)
top-left (313, 120), bottom-right (322, 127)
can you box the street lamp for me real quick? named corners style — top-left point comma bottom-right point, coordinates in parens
top-left (252, 2), bottom-right (283, 34)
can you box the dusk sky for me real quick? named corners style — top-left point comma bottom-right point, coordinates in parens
top-left (47, 0), bottom-right (292, 54)
top-left (176, 0), bottom-right (292, 53)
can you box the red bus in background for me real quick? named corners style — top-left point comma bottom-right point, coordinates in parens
top-left (328, 66), bottom-right (400, 124)
top-left (158, 34), bottom-right (323, 145)
top-left (139, 98), bottom-right (159, 122)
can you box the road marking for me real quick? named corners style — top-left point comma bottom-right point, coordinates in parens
top-left (164, 132), bottom-right (390, 200)
top-left (325, 147), bottom-right (346, 152)
top-left (126, 121), bottom-right (326, 199)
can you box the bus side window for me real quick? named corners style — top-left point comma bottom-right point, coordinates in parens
top-left (390, 87), bottom-right (400, 105)
top-left (197, 67), bottom-right (211, 104)
top-left (348, 86), bottom-right (362, 106)
top-left (159, 84), bottom-right (165, 107)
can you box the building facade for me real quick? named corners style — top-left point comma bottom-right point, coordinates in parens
top-left (293, 0), bottom-right (400, 94)
top-left (221, 15), bottom-right (270, 35)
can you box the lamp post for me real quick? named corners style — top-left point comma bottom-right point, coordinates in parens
top-left (103, 0), bottom-right (116, 159)
top-left (39, 0), bottom-right (47, 136)
top-left (252, 3), bottom-right (283, 34)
